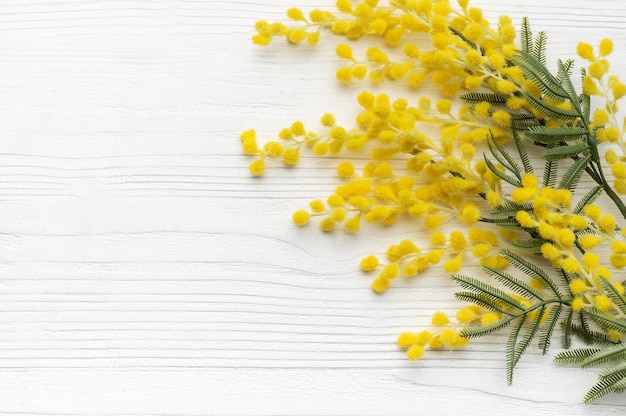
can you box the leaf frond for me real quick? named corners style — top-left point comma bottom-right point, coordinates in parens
top-left (500, 248), bottom-right (562, 298)
top-left (558, 154), bottom-right (590, 190)
top-left (542, 143), bottom-right (589, 161)
top-left (525, 125), bottom-right (588, 143)
top-left (554, 347), bottom-right (601, 364)
top-left (581, 343), bottom-right (626, 369)
top-left (573, 186), bottom-right (603, 214)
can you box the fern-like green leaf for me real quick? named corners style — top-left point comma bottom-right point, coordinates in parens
top-left (561, 309), bottom-right (574, 349)
top-left (488, 132), bottom-right (522, 179)
top-left (554, 347), bottom-right (601, 364)
top-left (525, 125), bottom-right (588, 143)
top-left (520, 16), bottom-right (532, 54)
top-left (523, 92), bottom-right (580, 121)
top-left (506, 314), bottom-right (527, 385)
top-left (513, 306), bottom-right (545, 365)
top-left (510, 238), bottom-right (544, 253)
top-left (542, 143), bottom-right (589, 161)
top-left (586, 309), bottom-right (626, 334)
top-left (484, 154), bottom-right (522, 187)
top-left (558, 154), bottom-right (590, 190)
top-left (500, 249), bottom-right (562, 299)
top-left (557, 59), bottom-right (581, 105)
top-left (533, 31), bottom-right (547, 65)
top-left (461, 317), bottom-right (514, 338)
top-left (512, 126), bottom-right (533, 174)
top-left (538, 303), bottom-right (562, 354)
top-left (569, 323), bottom-right (617, 346)
top-left (600, 278), bottom-right (626, 315)
top-left (580, 69), bottom-right (591, 122)
top-left (584, 372), bottom-right (626, 404)
top-left (599, 361), bottom-right (626, 378)
top-left (460, 92), bottom-right (506, 106)
top-left (482, 265), bottom-right (543, 300)
top-left (491, 200), bottom-right (532, 216)
top-left (573, 186), bottom-right (603, 214)
top-left (581, 343), bottom-right (626, 369)
top-left (514, 50), bottom-right (569, 102)
top-left (452, 274), bottom-right (526, 312)
top-left (454, 292), bottom-right (510, 314)
top-left (543, 159), bottom-right (558, 188)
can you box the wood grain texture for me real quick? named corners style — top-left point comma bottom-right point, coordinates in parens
top-left (0, 0), bottom-right (624, 414)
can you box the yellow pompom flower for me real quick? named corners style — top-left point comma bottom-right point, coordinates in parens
top-left (287, 28), bottom-right (307, 44)
top-left (459, 203), bottom-right (480, 224)
top-left (599, 38), bottom-right (614, 57)
top-left (481, 312), bottom-right (500, 325)
top-left (594, 295), bottom-right (613, 312)
top-left (432, 311), bottom-right (450, 326)
top-left (406, 344), bottom-right (425, 360)
top-left (491, 110), bottom-right (511, 127)
top-left (397, 332), bottom-right (419, 349)
top-left (584, 205), bottom-right (602, 221)
top-left (336, 67), bottom-right (352, 82)
top-left (360, 255), bottom-right (380, 272)
top-left (319, 217), bottom-right (336, 232)
top-left (371, 276), bottom-right (389, 293)
top-left (569, 278), bottom-right (587, 295)
top-left (571, 297), bottom-right (585, 312)
top-left (579, 235), bottom-right (603, 250)
top-left (249, 158), bottom-right (266, 176)
top-left (456, 306), bottom-right (478, 324)
top-left (598, 214), bottom-right (616, 233)
top-left (336, 44), bottom-right (354, 60)
top-left (577, 42), bottom-right (595, 61)
top-left (449, 231), bottom-right (468, 250)
top-left (443, 254), bottom-right (463, 272)
top-left (292, 209), bottom-right (310, 226)
top-left (380, 263), bottom-right (400, 280)
top-left (343, 215), bottom-right (361, 233)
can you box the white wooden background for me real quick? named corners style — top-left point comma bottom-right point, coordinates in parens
top-left (0, 0), bottom-right (624, 414)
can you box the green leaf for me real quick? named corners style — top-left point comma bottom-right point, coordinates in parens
top-left (506, 314), bottom-right (527, 385)
top-left (514, 50), bottom-right (570, 102)
top-left (512, 126), bottom-right (533, 174)
top-left (586, 309), bottom-right (626, 335)
top-left (482, 265), bottom-right (543, 300)
top-left (510, 238), bottom-right (545, 254)
top-left (558, 154), bottom-right (591, 190)
top-left (520, 17), bottom-right (532, 54)
top-left (452, 274), bottom-right (526, 311)
top-left (573, 186), bottom-right (603, 214)
top-left (584, 372), bottom-right (626, 404)
top-left (491, 200), bottom-right (532, 216)
top-left (523, 92), bottom-right (580, 121)
top-left (538, 303), bottom-right (562, 354)
top-left (533, 31), bottom-right (547, 65)
top-left (557, 59), bottom-right (581, 105)
top-left (488, 132), bottom-right (522, 179)
top-left (554, 347), bottom-right (601, 364)
top-left (600, 278), bottom-right (626, 315)
top-left (581, 343), bottom-right (626, 369)
top-left (542, 143), bottom-right (589, 161)
top-left (461, 317), bottom-right (514, 338)
top-left (500, 249), bottom-right (562, 298)
top-left (460, 92), bottom-right (506, 106)
top-left (561, 309), bottom-right (574, 349)
top-left (455, 292), bottom-right (510, 314)
top-left (543, 159), bottom-right (558, 188)
top-left (484, 154), bottom-right (522, 187)
top-left (525, 125), bottom-right (588, 143)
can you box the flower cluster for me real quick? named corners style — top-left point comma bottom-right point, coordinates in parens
top-left (243, 0), bottom-right (626, 403)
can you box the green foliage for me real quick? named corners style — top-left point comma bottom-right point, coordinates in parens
top-left (457, 249), bottom-right (567, 384)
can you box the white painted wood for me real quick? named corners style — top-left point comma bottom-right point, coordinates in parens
top-left (0, 0), bottom-right (623, 414)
